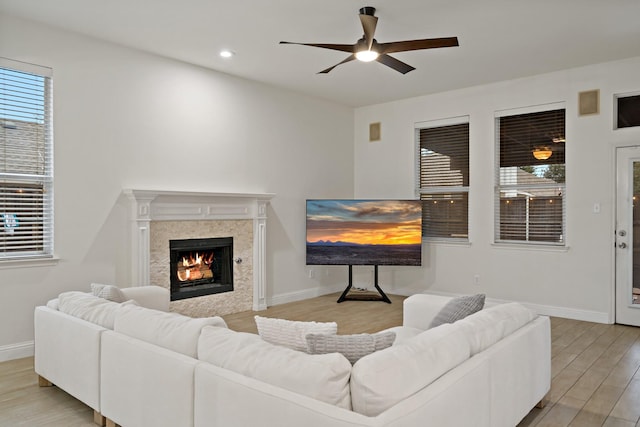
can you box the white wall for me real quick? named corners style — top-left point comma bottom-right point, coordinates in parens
top-left (0, 14), bottom-right (354, 360)
top-left (354, 56), bottom-right (640, 322)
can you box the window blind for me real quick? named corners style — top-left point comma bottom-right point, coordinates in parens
top-left (0, 59), bottom-right (53, 258)
top-left (495, 108), bottom-right (565, 244)
top-left (416, 119), bottom-right (469, 240)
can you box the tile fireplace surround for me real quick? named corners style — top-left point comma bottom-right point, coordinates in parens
top-left (124, 189), bottom-right (274, 316)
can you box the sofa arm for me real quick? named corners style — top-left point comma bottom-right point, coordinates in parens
top-left (402, 294), bottom-right (452, 330)
top-left (34, 306), bottom-right (105, 411)
top-left (121, 286), bottom-right (169, 312)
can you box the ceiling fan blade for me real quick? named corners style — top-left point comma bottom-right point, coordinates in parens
top-left (359, 14), bottom-right (378, 50)
top-left (379, 37), bottom-right (459, 54)
top-left (279, 41), bottom-right (355, 54)
top-left (376, 54), bottom-right (415, 74)
top-left (280, 7), bottom-right (456, 75)
top-left (318, 55), bottom-right (356, 74)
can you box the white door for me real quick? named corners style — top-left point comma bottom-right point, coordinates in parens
top-left (616, 146), bottom-right (640, 326)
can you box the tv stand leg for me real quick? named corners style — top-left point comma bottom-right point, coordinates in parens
top-left (374, 265), bottom-right (392, 304)
top-left (337, 265), bottom-right (354, 303)
top-left (337, 265), bottom-right (391, 303)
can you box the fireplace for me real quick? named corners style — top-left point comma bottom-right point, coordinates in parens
top-left (169, 237), bottom-right (234, 301)
top-left (125, 189), bottom-right (273, 312)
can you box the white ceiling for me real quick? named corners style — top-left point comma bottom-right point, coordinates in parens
top-left (2, 0), bottom-right (640, 107)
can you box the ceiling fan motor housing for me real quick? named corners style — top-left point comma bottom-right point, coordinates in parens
top-left (359, 6), bottom-right (376, 16)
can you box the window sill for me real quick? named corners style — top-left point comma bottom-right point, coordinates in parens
top-left (491, 243), bottom-right (569, 253)
top-left (425, 239), bottom-right (471, 247)
top-left (0, 256), bottom-right (60, 269)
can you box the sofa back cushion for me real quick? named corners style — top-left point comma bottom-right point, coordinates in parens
top-left (114, 305), bottom-right (227, 358)
top-left (198, 326), bottom-right (352, 409)
top-left (58, 291), bottom-right (135, 329)
top-left (455, 302), bottom-right (536, 355)
top-left (350, 322), bottom-right (470, 417)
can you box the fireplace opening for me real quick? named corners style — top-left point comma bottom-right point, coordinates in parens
top-left (169, 237), bottom-right (234, 301)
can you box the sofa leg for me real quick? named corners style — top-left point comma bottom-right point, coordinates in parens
top-left (93, 410), bottom-right (106, 426)
top-left (105, 418), bottom-right (120, 427)
top-left (37, 375), bottom-right (52, 387)
top-left (535, 398), bottom-right (547, 409)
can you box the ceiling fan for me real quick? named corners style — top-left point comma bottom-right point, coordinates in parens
top-left (280, 6), bottom-right (459, 75)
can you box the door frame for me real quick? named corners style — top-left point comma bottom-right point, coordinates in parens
top-left (614, 144), bottom-right (640, 325)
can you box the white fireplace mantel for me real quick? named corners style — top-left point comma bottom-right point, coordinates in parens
top-left (123, 189), bottom-right (274, 311)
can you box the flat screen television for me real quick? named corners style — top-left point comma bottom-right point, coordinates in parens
top-left (306, 199), bottom-right (422, 266)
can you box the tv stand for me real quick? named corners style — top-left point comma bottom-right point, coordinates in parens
top-left (337, 265), bottom-right (391, 304)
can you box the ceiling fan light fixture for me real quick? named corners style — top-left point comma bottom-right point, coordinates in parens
top-left (279, 6), bottom-right (459, 74)
top-left (355, 49), bottom-right (379, 62)
top-left (532, 146), bottom-right (553, 160)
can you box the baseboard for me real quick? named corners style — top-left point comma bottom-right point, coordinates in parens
top-left (0, 341), bottom-right (34, 363)
top-left (268, 285), bottom-right (344, 307)
top-left (523, 302), bottom-right (611, 324)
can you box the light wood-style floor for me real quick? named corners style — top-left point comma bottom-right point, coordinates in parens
top-left (2, 293), bottom-right (640, 426)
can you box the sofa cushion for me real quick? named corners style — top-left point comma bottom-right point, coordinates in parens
top-left (455, 302), bottom-right (537, 355)
top-left (254, 315), bottom-right (337, 351)
top-left (90, 283), bottom-right (126, 303)
top-left (198, 326), bottom-right (352, 409)
top-left (58, 291), bottom-right (136, 329)
top-left (305, 331), bottom-right (396, 364)
top-left (429, 293), bottom-right (485, 328)
top-left (114, 305), bottom-right (227, 358)
top-left (380, 325), bottom-right (424, 345)
top-left (350, 322), bottom-right (471, 417)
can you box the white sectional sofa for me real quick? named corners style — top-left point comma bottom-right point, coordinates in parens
top-left (34, 285), bottom-right (171, 425)
top-left (34, 291), bottom-right (550, 427)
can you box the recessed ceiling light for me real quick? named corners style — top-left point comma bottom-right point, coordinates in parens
top-left (220, 50), bottom-right (235, 58)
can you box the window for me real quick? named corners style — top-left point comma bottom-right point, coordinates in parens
top-left (495, 105), bottom-right (565, 245)
top-left (0, 58), bottom-right (53, 259)
top-left (416, 117), bottom-right (469, 241)
top-left (615, 92), bottom-right (640, 129)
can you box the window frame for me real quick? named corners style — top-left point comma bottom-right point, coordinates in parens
top-left (0, 57), bottom-right (54, 262)
top-left (614, 91), bottom-right (640, 130)
top-left (494, 103), bottom-right (566, 247)
top-left (415, 115), bottom-right (470, 243)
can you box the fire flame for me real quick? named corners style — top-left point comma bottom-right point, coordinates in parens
top-left (177, 252), bottom-right (214, 282)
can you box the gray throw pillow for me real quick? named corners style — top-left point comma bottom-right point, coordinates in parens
top-left (305, 331), bottom-right (396, 364)
top-left (429, 294), bottom-right (485, 328)
top-left (90, 283), bottom-right (126, 303)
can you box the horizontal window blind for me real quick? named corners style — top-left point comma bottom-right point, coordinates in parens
top-left (0, 59), bottom-right (53, 258)
top-left (417, 120), bottom-right (469, 240)
top-left (495, 108), bottom-right (565, 245)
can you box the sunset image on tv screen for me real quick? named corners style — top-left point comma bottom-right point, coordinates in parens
top-left (306, 199), bottom-right (422, 266)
